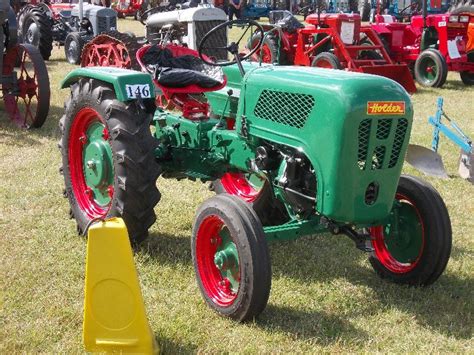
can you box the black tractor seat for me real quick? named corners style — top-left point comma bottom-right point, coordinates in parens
top-left (141, 45), bottom-right (225, 89)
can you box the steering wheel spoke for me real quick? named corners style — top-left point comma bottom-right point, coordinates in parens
top-left (198, 19), bottom-right (265, 67)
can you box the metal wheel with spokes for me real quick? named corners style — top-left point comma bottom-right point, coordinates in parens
top-left (2, 43), bottom-right (50, 128)
top-left (192, 194), bottom-right (271, 321)
top-left (369, 175), bottom-right (452, 286)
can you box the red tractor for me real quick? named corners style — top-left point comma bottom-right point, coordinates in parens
top-left (370, 0), bottom-right (474, 87)
top-left (112, 0), bottom-right (148, 19)
top-left (248, 10), bottom-right (417, 93)
top-left (1, 2), bottom-right (50, 128)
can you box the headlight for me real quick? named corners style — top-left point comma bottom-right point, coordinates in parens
top-left (449, 15), bottom-right (459, 22)
top-left (459, 15), bottom-right (469, 23)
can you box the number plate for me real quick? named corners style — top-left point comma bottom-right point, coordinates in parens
top-left (125, 84), bottom-right (152, 99)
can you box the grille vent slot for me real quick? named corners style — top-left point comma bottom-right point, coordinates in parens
top-left (254, 90), bottom-right (315, 128)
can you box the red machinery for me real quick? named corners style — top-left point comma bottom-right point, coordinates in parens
top-left (371, 1), bottom-right (474, 87)
top-left (112, 0), bottom-right (147, 19)
top-left (1, 3), bottom-right (50, 128)
top-left (249, 11), bottom-right (417, 93)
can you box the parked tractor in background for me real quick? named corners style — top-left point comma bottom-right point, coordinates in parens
top-left (1, 2), bottom-right (50, 128)
top-left (112, 0), bottom-right (148, 19)
top-left (60, 19), bottom-right (452, 322)
top-left (242, 0), bottom-right (273, 19)
top-left (371, 0), bottom-right (474, 86)
top-left (247, 10), bottom-right (417, 92)
top-left (15, 0), bottom-right (117, 64)
top-left (81, 3), bottom-right (227, 68)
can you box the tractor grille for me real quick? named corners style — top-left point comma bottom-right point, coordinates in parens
top-left (195, 20), bottom-right (227, 61)
top-left (357, 117), bottom-right (408, 170)
top-left (253, 90), bottom-right (315, 128)
top-left (97, 16), bottom-right (117, 34)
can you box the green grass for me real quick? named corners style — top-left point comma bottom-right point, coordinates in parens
top-left (1, 18), bottom-right (474, 353)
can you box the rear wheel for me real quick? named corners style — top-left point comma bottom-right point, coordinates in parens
top-left (59, 78), bottom-right (161, 243)
top-left (2, 43), bottom-right (50, 128)
top-left (414, 49), bottom-right (448, 87)
top-left (20, 6), bottom-right (53, 60)
top-left (247, 32), bottom-right (286, 64)
top-left (65, 32), bottom-right (85, 65)
top-left (460, 51), bottom-right (474, 85)
top-left (312, 52), bottom-right (342, 69)
top-left (80, 31), bottom-right (141, 70)
top-left (369, 175), bottom-right (452, 286)
top-left (192, 194), bottom-right (271, 321)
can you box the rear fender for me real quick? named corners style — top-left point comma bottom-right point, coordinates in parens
top-left (61, 67), bottom-right (155, 103)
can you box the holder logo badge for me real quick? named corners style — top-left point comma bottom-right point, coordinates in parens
top-left (367, 101), bottom-right (405, 115)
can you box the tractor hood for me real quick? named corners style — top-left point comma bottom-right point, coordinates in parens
top-left (146, 5), bottom-right (227, 27)
top-left (236, 64), bottom-right (413, 224)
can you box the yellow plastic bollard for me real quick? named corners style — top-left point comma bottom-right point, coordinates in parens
top-left (83, 218), bottom-right (158, 354)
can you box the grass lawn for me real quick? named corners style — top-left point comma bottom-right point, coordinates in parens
top-left (1, 17), bottom-right (473, 353)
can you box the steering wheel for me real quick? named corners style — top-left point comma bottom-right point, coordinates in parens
top-left (198, 19), bottom-right (265, 67)
top-left (397, 1), bottom-right (421, 17)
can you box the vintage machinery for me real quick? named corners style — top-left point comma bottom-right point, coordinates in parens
top-left (248, 10), bottom-right (417, 93)
top-left (406, 97), bottom-right (473, 182)
top-left (16, 0), bottom-right (117, 63)
top-left (1, 2), bottom-right (50, 128)
top-left (81, 3), bottom-right (227, 68)
top-left (112, 0), bottom-right (148, 19)
top-left (242, 0), bottom-right (273, 19)
top-left (59, 19), bottom-right (452, 322)
top-left (370, 0), bottom-right (474, 86)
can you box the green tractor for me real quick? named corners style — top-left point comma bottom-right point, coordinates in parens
top-left (59, 20), bottom-right (452, 322)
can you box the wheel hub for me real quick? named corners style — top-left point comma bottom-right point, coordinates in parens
top-left (26, 23), bottom-right (39, 45)
top-left (82, 123), bottom-right (113, 206)
top-left (383, 202), bottom-right (423, 263)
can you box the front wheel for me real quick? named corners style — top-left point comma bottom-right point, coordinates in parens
top-left (414, 49), bottom-right (448, 87)
top-left (312, 52), bottom-right (342, 69)
top-left (369, 175), bottom-right (452, 286)
top-left (59, 78), bottom-right (161, 243)
top-left (212, 173), bottom-right (288, 226)
top-left (65, 32), bottom-right (85, 65)
top-left (192, 194), bottom-right (271, 322)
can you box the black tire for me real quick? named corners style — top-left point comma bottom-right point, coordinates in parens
top-left (448, 0), bottom-right (474, 14)
top-left (20, 6), bottom-right (53, 60)
top-left (247, 32), bottom-right (287, 64)
top-left (359, 39), bottom-right (384, 60)
top-left (369, 175), bottom-right (452, 286)
top-left (312, 52), bottom-right (342, 69)
top-left (117, 11), bottom-right (125, 18)
top-left (460, 51), bottom-right (474, 85)
top-left (414, 49), bottom-right (448, 87)
top-left (64, 32), bottom-right (85, 65)
top-left (211, 176), bottom-right (288, 226)
top-left (192, 194), bottom-right (271, 322)
top-left (59, 78), bottom-right (161, 244)
top-left (359, 0), bottom-right (371, 21)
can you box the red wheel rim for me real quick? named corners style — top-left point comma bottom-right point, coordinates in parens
top-left (220, 173), bottom-right (262, 203)
top-left (2, 44), bottom-right (49, 128)
top-left (68, 108), bottom-right (113, 219)
top-left (196, 215), bottom-right (240, 307)
top-left (315, 59), bottom-right (335, 69)
top-left (370, 193), bottom-right (425, 273)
